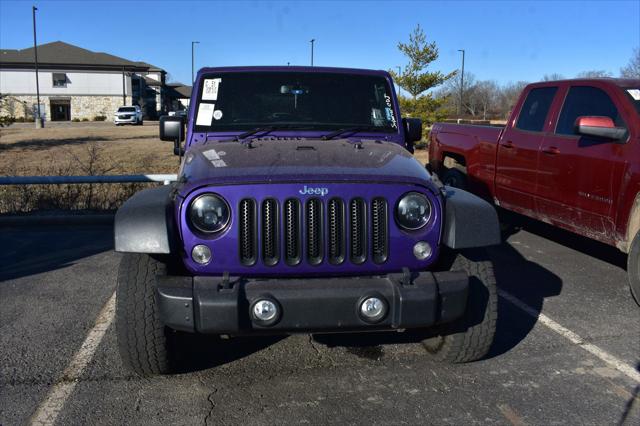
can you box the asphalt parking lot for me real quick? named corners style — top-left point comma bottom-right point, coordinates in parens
top-left (1, 219), bottom-right (638, 425)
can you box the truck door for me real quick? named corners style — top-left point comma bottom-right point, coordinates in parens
top-left (536, 85), bottom-right (628, 239)
top-left (495, 86), bottom-right (558, 213)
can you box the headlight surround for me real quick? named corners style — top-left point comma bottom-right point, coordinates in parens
top-left (189, 193), bottom-right (230, 234)
top-left (396, 192), bottom-right (432, 230)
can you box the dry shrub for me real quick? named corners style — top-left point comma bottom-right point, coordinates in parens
top-left (0, 142), bottom-right (159, 214)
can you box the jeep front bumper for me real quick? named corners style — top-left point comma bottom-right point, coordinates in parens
top-left (156, 271), bottom-right (468, 334)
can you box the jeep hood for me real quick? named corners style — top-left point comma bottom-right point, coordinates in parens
top-left (178, 138), bottom-right (433, 192)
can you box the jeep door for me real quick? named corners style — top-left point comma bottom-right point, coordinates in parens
top-left (536, 83), bottom-right (630, 243)
top-left (495, 85), bottom-right (558, 214)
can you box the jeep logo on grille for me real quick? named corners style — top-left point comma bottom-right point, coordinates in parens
top-left (299, 185), bottom-right (329, 196)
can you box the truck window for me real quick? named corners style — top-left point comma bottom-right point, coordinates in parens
top-left (624, 88), bottom-right (640, 115)
top-left (515, 87), bottom-right (558, 132)
top-left (556, 86), bottom-right (626, 135)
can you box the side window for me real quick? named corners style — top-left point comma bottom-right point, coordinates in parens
top-left (515, 87), bottom-right (558, 132)
top-left (556, 86), bottom-right (625, 135)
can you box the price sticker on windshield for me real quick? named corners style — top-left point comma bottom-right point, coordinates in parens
top-left (627, 89), bottom-right (640, 101)
top-left (202, 78), bottom-right (222, 101)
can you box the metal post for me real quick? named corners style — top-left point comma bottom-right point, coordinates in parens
top-left (310, 39), bottom-right (315, 66)
top-left (32, 6), bottom-right (43, 128)
top-left (122, 67), bottom-right (126, 105)
top-left (396, 66), bottom-right (402, 96)
top-left (191, 41), bottom-right (199, 85)
top-left (458, 49), bottom-right (465, 117)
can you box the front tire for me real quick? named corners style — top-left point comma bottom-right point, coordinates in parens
top-left (116, 253), bottom-right (171, 376)
top-left (441, 168), bottom-right (467, 189)
top-left (626, 232), bottom-right (640, 305)
top-left (422, 249), bottom-right (497, 362)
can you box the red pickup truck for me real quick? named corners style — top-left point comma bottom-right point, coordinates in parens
top-left (428, 78), bottom-right (640, 302)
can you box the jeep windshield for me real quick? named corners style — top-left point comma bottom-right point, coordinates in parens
top-left (192, 71), bottom-right (399, 134)
top-left (118, 107), bottom-right (136, 113)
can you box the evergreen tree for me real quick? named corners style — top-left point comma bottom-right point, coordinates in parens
top-left (389, 25), bottom-right (456, 135)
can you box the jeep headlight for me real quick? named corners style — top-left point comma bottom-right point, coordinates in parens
top-left (189, 194), bottom-right (230, 233)
top-left (396, 192), bottom-right (431, 230)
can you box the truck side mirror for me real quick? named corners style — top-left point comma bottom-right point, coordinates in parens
top-left (402, 117), bottom-right (422, 153)
top-left (575, 116), bottom-right (628, 142)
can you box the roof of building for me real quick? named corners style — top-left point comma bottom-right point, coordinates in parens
top-left (167, 82), bottom-right (191, 99)
top-left (0, 41), bottom-right (164, 72)
top-left (166, 82), bottom-right (192, 98)
top-left (143, 75), bottom-right (163, 86)
top-left (134, 61), bottom-right (164, 72)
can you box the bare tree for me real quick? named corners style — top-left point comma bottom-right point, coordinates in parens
top-left (576, 70), bottom-right (613, 78)
top-left (440, 72), bottom-right (476, 116)
top-left (620, 48), bottom-right (640, 78)
top-left (473, 80), bottom-right (500, 120)
top-left (542, 73), bottom-right (565, 81)
top-left (496, 81), bottom-right (529, 119)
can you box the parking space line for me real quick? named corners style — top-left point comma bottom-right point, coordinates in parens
top-left (498, 289), bottom-right (640, 383)
top-left (497, 403), bottom-right (527, 426)
top-left (30, 292), bottom-right (116, 426)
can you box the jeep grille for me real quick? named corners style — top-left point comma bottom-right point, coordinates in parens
top-left (239, 197), bottom-right (388, 267)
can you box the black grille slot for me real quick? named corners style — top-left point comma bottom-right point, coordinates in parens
top-left (239, 199), bottom-right (257, 265)
top-left (284, 199), bottom-right (301, 266)
top-left (306, 198), bottom-right (323, 265)
top-left (349, 198), bottom-right (367, 264)
top-left (328, 198), bottom-right (345, 264)
top-left (261, 199), bottom-right (279, 266)
top-left (371, 198), bottom-right (388, 264)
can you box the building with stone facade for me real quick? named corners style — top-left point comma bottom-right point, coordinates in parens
top-left (0, 41), bottom-right (179, 121)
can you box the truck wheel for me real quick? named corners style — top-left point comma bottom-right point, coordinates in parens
top-left (422, 249), bottom-right (497, 362)
top-left (441, 168), bottom-right (467, 190)
top-left (116, 253), bottom-right (172, 376)
top-left (626, 232), bottom-right (640, 305)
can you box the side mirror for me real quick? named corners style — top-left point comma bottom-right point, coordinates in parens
top-left (575, 116), bottom-right (628, 142)
top-left (160, 115), bottom-right (185, 143)
top-left (160, 115), bottom-right (186, 158)
top-left (402, 117), bottom-right (422, 153)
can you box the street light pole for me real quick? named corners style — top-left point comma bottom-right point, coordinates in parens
top-left (32, 6), bottom-right (43, 128)
top-left (457, 49), bottom-right (465, 117)
top-left (191, 41), bottom-right (200, 85)
top-left (310, 39), bottom-right (315, 66)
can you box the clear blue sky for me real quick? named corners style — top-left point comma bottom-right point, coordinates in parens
top-left (1, 0), bottom-right (638, 86)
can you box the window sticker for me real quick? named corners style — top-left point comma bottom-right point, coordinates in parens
top-left (627, 89), bottom-right (640, 101)
top-left (202, 78), bottom-right (222, 101)
top-left (196, 103), bottom-right (215, 126)
top-left (384, 94), bottom-right (398, 129)
top-left (213, 110), bottom-right (223, 120)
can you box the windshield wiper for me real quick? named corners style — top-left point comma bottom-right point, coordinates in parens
top-left (234, 126), bottom-right (278, 141)
top-left (321, 126), bottom-right (382, 140)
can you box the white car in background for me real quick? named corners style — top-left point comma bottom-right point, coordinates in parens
top-left (114, 106), bottom-right (143, 125)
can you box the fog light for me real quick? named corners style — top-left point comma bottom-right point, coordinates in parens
top-left (252, 299), bottom-right (279, 323)
top-left (192, 244), bottom-right (212, 264)
top-left (413, 241), bottom-right (432, 260)
top-left (359, 296), bottom-right (387, 323)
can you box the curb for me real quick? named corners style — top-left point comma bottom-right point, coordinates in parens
top-left (0, 213), bottom-right (115, 226)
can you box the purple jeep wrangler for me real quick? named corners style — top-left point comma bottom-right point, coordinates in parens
top-left (114, 66), bottom-right (500, 375)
